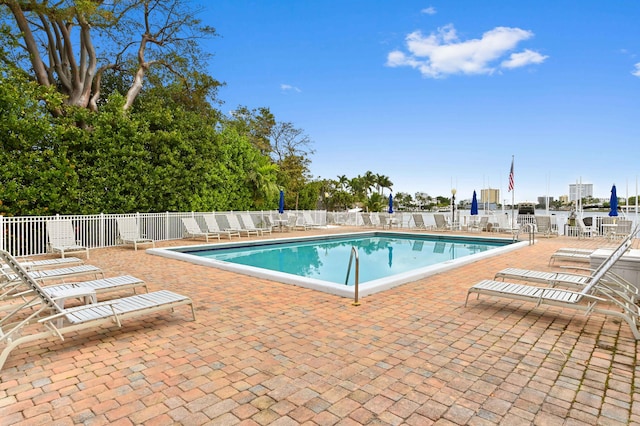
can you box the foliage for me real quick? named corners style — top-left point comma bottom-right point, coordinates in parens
top-left (0, 0), bottom-right (218, 112)
top-left (0, 63), bottom-right (78, 215)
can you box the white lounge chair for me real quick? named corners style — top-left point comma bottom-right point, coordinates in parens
top-left (534, 215), bottom-right (557, 238)
top-left (411, 214), bottom-right (431, 231)
top-left (575, 217), bottom-right (597, 239)
top-left (548, 247), bottom-right (594, 265)
top-left (496, 227), bottom-right (637, 288)
top-left (46, 220), bottom-right (90, 259)
top-left (239, 213), bottom-right (271, 236)
top-left (360, 213), bottom-right (378, 228)
top-left (433, 214), bottom-right (450, 231)
top-left (465, 228), bottom-right (640, 339)
top-left (302, 212), bottom-right (323, 229)
top-left (2, 256), bottom-right (84, 272)
top-left (1, 263), bottom-right (103, 285)
top-left (116, 217), bottom-right (155, 250)
top-left (203, 214), bottom-right (241, 239)
top-left (225, 214), bottom-right (260, 237)
top-left (181, 218), bottom-right (220, 242)
top-left (0, 249), bottom-right (195, 371)
top-left (3, 275), bottom-right (147, 307)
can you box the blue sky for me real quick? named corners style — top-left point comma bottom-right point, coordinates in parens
top-left (198, 1), bottom-right (640, 204)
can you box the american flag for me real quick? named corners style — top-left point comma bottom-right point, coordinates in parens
top-left (508, 158), bottom-right (514, 192)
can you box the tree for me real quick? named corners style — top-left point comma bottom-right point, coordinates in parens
top-left (270, 121), bottom-right (314, 209)
top-left (226, 106), bottom-right (275, 154)
top-left (0, 62), bottom-right (77, 215)
top-left (0, 0), bottom-right (218, 113)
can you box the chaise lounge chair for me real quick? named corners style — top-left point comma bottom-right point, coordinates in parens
top-left (496, 227), bottom-right (637, 288)
top-left (360, 213), bottom-right (378, 228)
top-left (181, 217), bottom-right (221, 242)
top-left (548, 247), bottom-right (594, 265)
top-left (0, 249), bottom-right (195, 371)
top-left (2, 256), bottom-right (84, 272)
top-left (534, 215), bottom-right (557, 238)
top-left (225, 214), bottom-right (260, 237)
top-left (116, 217), bottom-right (155, 250)
top-left (3, 274), bottom-right (147, 307)
top-left (1, 263), bottom-right (103, 285)
top-left (433, 214), bottom-right (450, 231)
top-left (239, 213), bottom-right (271, 236)
top-left (203, 214), bottom-right (241, 239)
top-left (411, 214), bottom-right (431, 231)
top-left (465, 227), bottom-right (640, 339)
top-left (46, 220), bottom-right (90, 259)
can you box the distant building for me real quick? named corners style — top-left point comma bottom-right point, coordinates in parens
top-left (559, 195), bottom-right (569, 205)
top-left (569, 183), bottom-right (593, 203)
top-left (481, 188), bottom-right (500, 204)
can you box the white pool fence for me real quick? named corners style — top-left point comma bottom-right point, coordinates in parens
top-left (1, 210), bottom-right (635, 257)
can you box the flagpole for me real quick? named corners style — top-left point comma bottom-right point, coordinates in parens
top-left (509, 155), bottom-right (515, 227)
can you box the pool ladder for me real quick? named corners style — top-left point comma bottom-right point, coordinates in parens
top-left (345, 246), bottom-right (361, 306)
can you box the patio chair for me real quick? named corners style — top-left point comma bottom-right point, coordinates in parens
top-left (181, 217), bottom-right (221, 242)
top-left (0, 249), bottom-right (195, 371)
top-left (1, 263), bottom-right (103, 285)
top-left (225, 214), bottom-right (260, 237)
top-left (495, 227), bottom-right (637, 287)
top-left (239, 213), bottom-right (271, 236)
top-left (613, 220), bottom-right (633, 240)
top-left (576, 217), bottom-right (598, 239)
top-left (2, 274), bottom-right (147, 307)
top-left (534, 215), bottom-right (557, 238)
top-left (411, 214), bottom-right (432, 231)
top-left (465, 228), bottom-right (640, 339)
top-left (548, 247), bottom-right (594, 265)
top-left (360, 213), bottom-right (378, 228)
top-left (116, 217), bottom-right (155, 250)
top-left (46, 220), bottom-right (90, 259)
top-left (1, 256), bottom-right (84, 272)
top-left (203, 214), bottom-right (240, 239)
top-left (433, 214), bottom-right (450, 231)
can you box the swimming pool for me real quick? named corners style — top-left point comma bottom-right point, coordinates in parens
top-left (148, 231), bottom-right (527, 298)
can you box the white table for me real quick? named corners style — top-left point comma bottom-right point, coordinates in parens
top-left (47, 287), bottom-right (97, 326)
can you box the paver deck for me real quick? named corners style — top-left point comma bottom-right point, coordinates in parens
top-left (1, 227), bottom-right (639, 425)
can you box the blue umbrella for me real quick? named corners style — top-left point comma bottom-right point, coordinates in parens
top-left (609, 185), bottom-right (618, 217)
top-left (471, 190), bottom-right (479, 215)
top-left (278, 190), bottom-right (285, 214)
top-left (388, 193), bottom-right (394, 214)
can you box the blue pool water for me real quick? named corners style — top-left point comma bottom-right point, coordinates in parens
top-left (189, 234), bottom-right (506, 285)
top-left (148, 232), bottom-right (525, 298)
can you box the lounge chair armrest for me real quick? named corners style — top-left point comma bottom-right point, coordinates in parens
top-left (38, 300), bottom-right (118, 322)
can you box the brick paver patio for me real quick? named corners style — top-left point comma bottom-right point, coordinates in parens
top-left (1, 227), bottom-right (638, 425)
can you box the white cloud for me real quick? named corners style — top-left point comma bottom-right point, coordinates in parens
top-left (501, 49), bottom-right (548, 69)
top-left (386, 24), bottom-right (547, 78)
top-left (281, 84), bottom-right (301, 92)
top-left (632, 63), bottom-right (640, 77)
top-left (421, 7), bottom-right (436, 15)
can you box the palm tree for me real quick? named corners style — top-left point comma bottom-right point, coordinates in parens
top-left (362, 171), bottom-right (376, 196)
top-left (336, 174), bottom-right (349, 191)
top-left (376, 175), bottom-right (393, 195)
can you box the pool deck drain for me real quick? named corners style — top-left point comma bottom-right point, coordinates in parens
top-left (1, 226), bottom-right (638, 425)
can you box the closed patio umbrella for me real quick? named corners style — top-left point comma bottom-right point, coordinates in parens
top-left (609, 185), bottom-right (618, 217)
top-left (471, 191), bottom-right (479, 216)
top-left (278, 190), bottom-right (285, 214)
top-left (388, 193), bottom-right (394, 214)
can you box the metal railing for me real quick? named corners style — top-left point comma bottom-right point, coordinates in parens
top-left (0, 210), bottom-right (327, 257)
top-left (344, 246), bottom-right (360, 306)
